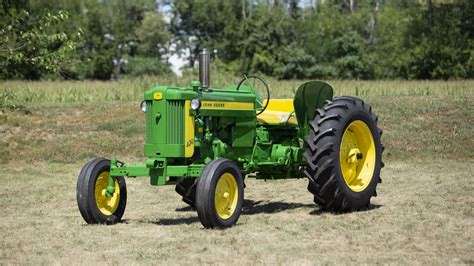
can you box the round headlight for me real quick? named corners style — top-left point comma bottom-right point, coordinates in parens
top-left (140, 100), bottom-right (147, 113)
top-left (190, 98), bottom-right (201, 110)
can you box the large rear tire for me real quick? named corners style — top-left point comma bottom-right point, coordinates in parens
top-left (76, 158), bottom-right (127, 224)
top-left (303, 96), bottom-right (384, 211)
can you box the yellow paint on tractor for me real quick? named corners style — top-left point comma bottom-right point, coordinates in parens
top-left (153, 92), bottom-right (163, 100)
top-left (264, 99), bottom-right (294, 112)
top-left (200, 101), bottom-right (254, 110)
top-left (184, 100), bottom-right (195, 158)
top-left (94, 171), bottom-right (120, 215)
top-left (214, 172), bottom-right (239, 220)
top-left (339, 120), bottom-right (376, 192)
top-left (257, 99), bottom-right (298, 126)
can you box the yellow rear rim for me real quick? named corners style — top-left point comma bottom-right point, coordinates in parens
top-left (214, 173), bottom-right (238, 220)
top-left (339, 120), bottom-right (376, 192)
top-left (94, 171), bottom-right (120, 215)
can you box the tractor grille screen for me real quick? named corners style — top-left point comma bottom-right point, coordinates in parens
top-left (146, 101), bottom-right (153, 143)
top-left (166, 100), bottom-right (185, 144)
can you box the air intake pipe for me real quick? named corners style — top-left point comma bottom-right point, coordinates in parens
top-left (199, 48), bottom-right (210, 90)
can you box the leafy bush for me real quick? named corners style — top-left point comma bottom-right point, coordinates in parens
top-left (274, 45), bottom-right (316, 79)
top-left (250, 52), bottom-right (275, 77)
top-left (332, 32), bottom-right (374, 79)
top-left (0, 8), bottom-right (79, 80)
top-left (335, 56), bottom-right (374, 80)
top-left (307, 64), bottom-right (338, 79)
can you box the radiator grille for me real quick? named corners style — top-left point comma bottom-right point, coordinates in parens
top-left (166, 100), bottom-right (185, 144)
top-left (146, 101), bottom-right (153, 143)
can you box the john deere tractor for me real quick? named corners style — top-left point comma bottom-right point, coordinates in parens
top-left (76, 49), bottom-right (384, 228)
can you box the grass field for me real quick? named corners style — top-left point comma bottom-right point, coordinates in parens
top-left (0, 78), bottom-right (473, 264)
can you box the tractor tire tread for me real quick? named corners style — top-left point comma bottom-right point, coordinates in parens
top-left (76, 158), bottom-right (127, 225)
top-left (303, 96), bottom-right (384, 212)
top-left (195, 158), bottom-right (244, 229)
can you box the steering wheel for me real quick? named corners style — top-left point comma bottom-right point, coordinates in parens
top-left (235, 75), bottom-right (270, 115)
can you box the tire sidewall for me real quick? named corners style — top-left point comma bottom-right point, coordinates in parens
top-left (197, 159), bottom-right (244, 228)
top-left (85, 159), bottom-right (127, 224)
top-left (335, 109), bottom-right (382, 205)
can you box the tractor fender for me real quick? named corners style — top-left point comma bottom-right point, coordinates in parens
top-left (293, 80), bottom-right (334, 134)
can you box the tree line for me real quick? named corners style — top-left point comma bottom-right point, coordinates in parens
top-left (1, 0), bottom-right (473, 80)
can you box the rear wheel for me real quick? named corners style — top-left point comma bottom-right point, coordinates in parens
top-left (303, 96), bottom-right (384, 211)
top-left (195, 158), bottom-right (244, 228)
top-left (76, 158), bottom-right (127, 224)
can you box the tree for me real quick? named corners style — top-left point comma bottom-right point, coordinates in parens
top-left (2, 0), bottom-right (472, 80)
top-left (171, 0), bottom-right (243, 67)
top-left (0, 3), bottom-right (80, 79)
top-left (23, 0), bottom-right (170, 80)
top-left (136, 11), bottom-right (171, 58)
top-left (402, 0), bottom-right (474, 79)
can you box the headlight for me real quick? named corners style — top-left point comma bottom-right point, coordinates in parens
top-left (190, 98), bottom-right (201, 110)
top-left (140, 100), bottom-right (147, 113)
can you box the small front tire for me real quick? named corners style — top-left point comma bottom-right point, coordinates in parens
top-left (76, 158), bottom-right (127, 224)
top-left (196, 158), bottom-right (244, 228)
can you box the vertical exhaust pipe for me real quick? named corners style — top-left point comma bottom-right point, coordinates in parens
top-left (199, 48), bottom-right (210, 90)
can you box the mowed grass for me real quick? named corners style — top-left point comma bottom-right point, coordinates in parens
top-left (0, 161), bottom-right (472, 264)
top-left (0, 79), bottom-right (473, 264)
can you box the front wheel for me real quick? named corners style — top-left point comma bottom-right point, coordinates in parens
top-left (195, 158), bottom-right (244, 228)
top-left (76, 158), bottom-right (127, 224)
top-left (175, 178), bottom-right (197, 208)
top-left (303, 96), bottom-right (384, 211)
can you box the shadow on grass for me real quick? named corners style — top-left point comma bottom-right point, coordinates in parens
top-left (309, 203), bottom-right (383, 216)
top-left (151, 201), bottom-right (383, 226)
top-left (151, 216), bottom-right (199, 226)
top-left (175, 205), bottom-right (194, 212)
top-left (242, 199), bottom-right (314, 215)
top-left (175, 199), bottom-right (315, 215)
top-left (157, 199), bottom-right (315, 226)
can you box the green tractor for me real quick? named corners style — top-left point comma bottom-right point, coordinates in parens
top-left (76, 49), bottom-right (384, 228)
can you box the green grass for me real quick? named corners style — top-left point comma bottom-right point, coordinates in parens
top-left (0, 160), bottom-right (472, 264)
top-left (1, 77), bottom-right (473, 107)
top-left (0, 78), bottom-right (473, 264)
top-left (1, 77), bottom-right (472, 164)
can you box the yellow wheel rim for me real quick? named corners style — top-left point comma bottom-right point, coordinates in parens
top-left (94, 171), bottom-right (120, 215)
top-left (214, 173), bottom-right (238, 220)
top-left (339, 120), bottom-right (376, 192)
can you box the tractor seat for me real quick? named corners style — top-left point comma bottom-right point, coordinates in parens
top-left (257, 99), bottom-right (298, 126)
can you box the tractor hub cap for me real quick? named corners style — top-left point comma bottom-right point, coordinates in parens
top-left (340, 120), bottom-right (376, 192)
top-left (214, 173), bottom-right (238, 220)
top-left (94, 172), bottom-right (120, 215)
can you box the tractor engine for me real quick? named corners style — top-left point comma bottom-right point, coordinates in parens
top-left (140, 49), bottom-right (301, 181)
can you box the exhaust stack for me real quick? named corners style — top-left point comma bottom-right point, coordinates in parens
top-left (199, 48), bottom-right (210, 90)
